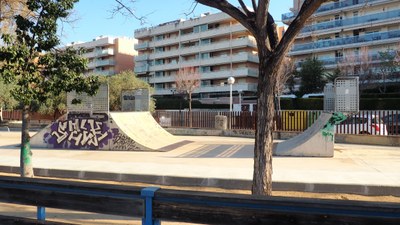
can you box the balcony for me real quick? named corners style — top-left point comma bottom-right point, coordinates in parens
top-left (178, 38), bottom-right (256, 57)
top-left (153, 83), bottom-right (257, 95)
top-left (179, 24), bottom-right (247, 43)
top-left (282, 0), bottom-right (385, 22)
top-left (198, 83), bottom-right (257, 93)
top-left (135, 54), bottom-right (150, 62)
top-left (134, 64), bottom-right (150, 74)
top-left (150, 61), bottom-right (179, 71)
top-left (134, 42), bottom-right (149, 50)
top-left (95, 48), bottom-right (114, 56)
top-left (94, 70), bottom-right (115, 76)
top-left (201, 68), bottom-right (259, 80)
top-left (96, 59), bottom-right (115, 67)
top-left (290, 30), bottom-right (400, 54)
top-left (296, 53), bottom-right (388, 69)
top-left (149, 75), bottom-right (175, 83)
top-left (200, 53), bottom-right (258, 65)
top-left (300, 9), bottom-right (400, 36)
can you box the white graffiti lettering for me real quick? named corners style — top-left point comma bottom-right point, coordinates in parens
top-left (51, 119), bottom-right (110, 147)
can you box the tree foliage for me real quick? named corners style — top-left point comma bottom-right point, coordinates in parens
top-left (0, 78), bottom-right (18, 109)
top-left (0, 0), bottom-right (100, 177)
top-left (296, 57), bottom-right (327, 97)
top-left (102, 70), bottom-right (154, 111)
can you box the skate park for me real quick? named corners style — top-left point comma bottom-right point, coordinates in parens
top-left (0, 82), bottom-right (399, 224)
top-left (1, 79), bottom-right (400, 197)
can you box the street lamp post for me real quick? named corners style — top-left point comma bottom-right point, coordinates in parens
top-left (227, 77), bottom-right (235, 112)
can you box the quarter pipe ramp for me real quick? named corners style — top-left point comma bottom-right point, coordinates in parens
top-left (30, 112), bottom-right (187, 151)
top-left (273, 112), bottom-right (334, 157)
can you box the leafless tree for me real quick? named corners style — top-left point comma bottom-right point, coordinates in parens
top-left (337, 47), bottom-right (375, 92)
top-left (275, 56), bottom-right (295, 110)
top-left (175, 67), bottom-right (200, 127)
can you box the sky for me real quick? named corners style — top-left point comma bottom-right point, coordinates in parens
top-left (58, 0), bottom-right (293, 45)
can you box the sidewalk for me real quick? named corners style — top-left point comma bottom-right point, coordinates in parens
top-left (1, 131), bottom-right (399, 196)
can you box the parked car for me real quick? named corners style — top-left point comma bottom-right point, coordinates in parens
top-left (382, 114), bottom-right (400, 135)
top-left (336, 115), bottom-right (388, 135)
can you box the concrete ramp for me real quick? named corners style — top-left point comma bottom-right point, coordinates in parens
top-left (273, 112), bottom-right (334, 157)
top-left (109, 112), bottom-right (183, 151)
top-left (31, 112), bottom-right (187, 151)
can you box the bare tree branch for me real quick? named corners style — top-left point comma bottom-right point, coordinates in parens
top-left (238, 0), bottom-right (253, 17)
top-left (111, 0), bottom-right (147, 25)
top-left (255, 0), bottom-right (268, 31)
top-left (267, 13), bottom-right (278, 49)
top-left (251, 0), bottom-right (257, 13)
top-left (196, 0), bottom-right (257, 35)
top-left (183, 1), bottom-right (199, 18)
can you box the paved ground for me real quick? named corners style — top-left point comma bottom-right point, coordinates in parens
top-left (1, 131), bottom-right (400, 224)
top-left (1, 131), bottom-right (399, 193)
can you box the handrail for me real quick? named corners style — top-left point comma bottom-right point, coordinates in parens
top-left (0, 176), bottom-right (399, 225)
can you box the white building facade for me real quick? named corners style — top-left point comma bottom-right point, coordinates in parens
top-left (134, 12), bottom-right (259, 102)
top-left (283, 0), bottom-right (400, 81)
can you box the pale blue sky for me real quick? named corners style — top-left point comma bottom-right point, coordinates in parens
top-left (59, 0), bottom-right (293, 45)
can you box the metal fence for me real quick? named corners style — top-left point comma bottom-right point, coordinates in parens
top-left (154, 110), bottom-right (400, 136)
top-left (2, 110), bottom-right (398, 136)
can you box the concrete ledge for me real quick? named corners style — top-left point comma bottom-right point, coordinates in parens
top-left (1, 166), bottom-right (399, 197)
top-left (335, 134), bottom-right (400, 146)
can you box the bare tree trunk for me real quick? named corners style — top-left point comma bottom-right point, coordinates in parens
top-left (189, 92), bottom-right (192, 128)
top-left (20, 104), bottom-right (34, 177)
top-left (252, 53), bottom-right (281, 196)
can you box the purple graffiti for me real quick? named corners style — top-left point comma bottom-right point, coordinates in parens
top-left (45, 118), bottom-right (116, 149)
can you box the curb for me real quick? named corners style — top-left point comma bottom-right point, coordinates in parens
top-left (1, 166), bottom-right (399, 197)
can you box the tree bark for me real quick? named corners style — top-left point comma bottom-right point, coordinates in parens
top-left (20, 104), bottom-right (34, 177)
top-left (252, 49), bottom-right (282, 195)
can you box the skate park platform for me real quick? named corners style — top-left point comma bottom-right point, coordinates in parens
top-left (1, 132), bottom-right (399, 197)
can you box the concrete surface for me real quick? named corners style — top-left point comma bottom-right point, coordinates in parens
top-left (273, 112), bottom-right (334, 157)
top-left (0, 131), bottom-right (399, 196)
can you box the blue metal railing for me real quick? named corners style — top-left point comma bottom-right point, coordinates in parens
top-left (282, 0), bottom-right (382, 21)
top-left (300, 9), bottom-right (400, 34)
top-left (291, 30), bottom-right (400, 52)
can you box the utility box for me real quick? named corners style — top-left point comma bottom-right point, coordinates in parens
top-left (215, 115), bottom-right (227, 130)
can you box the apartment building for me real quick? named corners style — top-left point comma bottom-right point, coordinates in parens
top-left (68, 36), bottom-right (137, 76)
top-left (283, 0), bottom-right (400, 77)
top-left (134, 12), bottom-right (260, 101)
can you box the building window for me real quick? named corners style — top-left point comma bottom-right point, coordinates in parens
top-left (200, 38), bottom-right (211, 45)
top-left (200, 52), bottom-right (210, 59)
top-left (155, 35), bottom-right (163, 41)
top-left (155, 59), bottom-right (164, 65)
top-left (155, 71), bottom-right (164, 77)
top-left (201, 66), bottom-right (212, 73)
top-left (335, 50), bottom-right (343, 58)
top-left (155, 47), bottom-right (164, 53)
